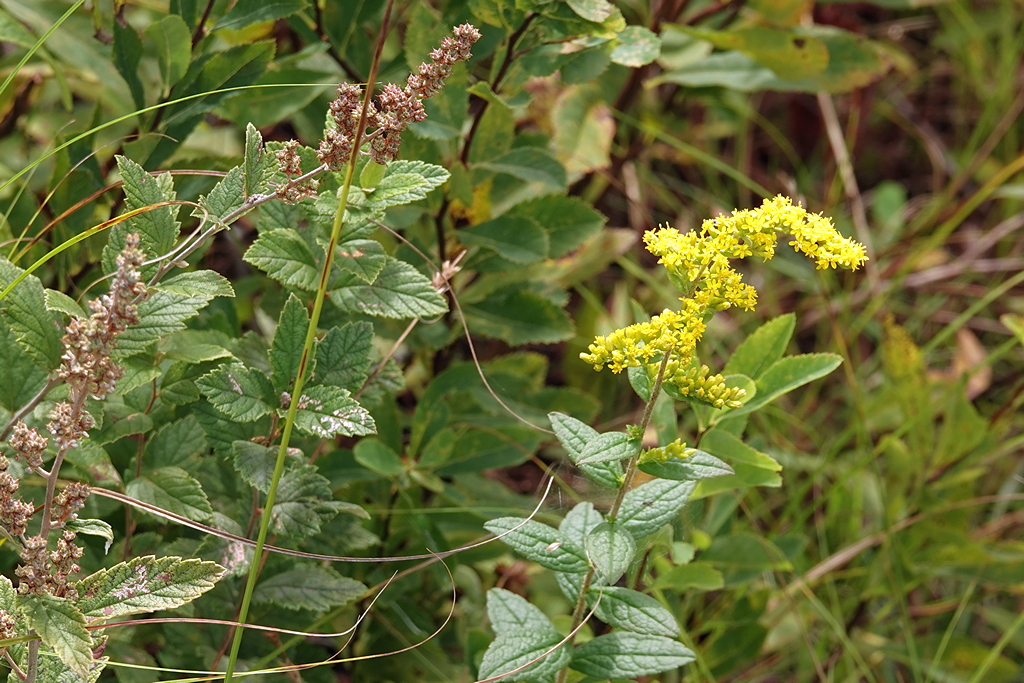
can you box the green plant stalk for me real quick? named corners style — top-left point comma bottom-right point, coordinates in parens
top-left (222, 1), bottom-right (391, 674)
top-left (554, 352), bottom-right (674, 683)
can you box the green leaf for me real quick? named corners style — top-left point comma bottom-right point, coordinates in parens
top-left (112, 21), bottom-right (145, 110)
top-left (333, 238), bottom-right (387, 283)
top-left (466, 84), bottom-right (515, 163)
top-left (652, 562), bottom-right (725, 591)
top-left (585, 522), bottom-right (636, 583)
top-left (0, 317), bottom-right (48, 411)
top-left (214, 0), bottom-right (309, 31)
top-left (0, 574), bottom-right (14, 610)
top-left (126, 467), bottom-right (214, 522)
top-left (244, 229), bottom-right (320, 291)
top-left (353, 438), bottom-right (404, 477)
top-left (272, 464), bottom-right (361, 538)
top-left (231, 440), bottom-right (278, 493)
top-left (66, 519), bottom-right (115, 553)
top-left (114, 291), bottom-right (212, 358)
top-left (0, 259), bottom-right (63, 369)
top-left (144, 15), bottom-right (191, 94)
top-left (548, 412), bottom-right (623, 488)
top-left (507, 195), bottom-right (606, 259)
top-left (244, 123), bottom-right (277, 198)
top-left (158, 330), bottom-right (234, 364)
top-left (145, 415), bottom-right (207, 469)
top-left (729, 353), bottom-right (842, 417)
top-left (459, 215), bottom-right (549, 264)
top-left (313, 322), bottom-right (373, 391)
top-left (330, 256), bottom-right (447, 319)
top-left (618, 479), bottom-right (696, 540)
top-left (723, 313), bottom-right (794, 379)
top-left (197, 363), bottom-right (276, 422)
top-left (612, 25), bottom-right (661, 67)
top-left (571, 632), bottom-right (695, 678)
top-left (588, 586), bottom-right (680, 637)
top-left (270, 295), bottom-right (310, 392)
top-left (77, 555), bottom-right (224, 618)
top-left (44, 288), bottom-right (88, 319)
top-left (476, 148), bottom-right (567, 190)
top-left (559, 501), bottom-right (605, 549)
top-left (359, 161), bottom-right (387, 190)
top-left (639, 450), bottom-right (734, 481)
top-left (486, 588), bottom-right (557, 635)
top-left (682, 26), bottom-right (829, 79)
top-left (567, 0), bottom-right (614, 22)
top-left (16, 594), bottom-right (93, 680)
top-left (361, 163), bottom-right (450, 208)
top-left (478, 629), bottom-right (570, 683)
top-left (197, 165), bottom-right (244, 223)
top-left (484, 517), bottom-right (589, 573)
top-left (694, 430), bottom-right (783, 497)
top-left (105, 158), bottom-right (179, 278)
top-left (155, 270), bottom-right (235, 300)
top-left (462, 285), bottom-right (574, 345)
top-left (577, 431), bottom-right (641, 465)
top-left (292, 385), bottom-right (376, 437)
top-left (699, 533), bottom-right (792, 586)
top-left (253, 566), bottom-right (365, 611)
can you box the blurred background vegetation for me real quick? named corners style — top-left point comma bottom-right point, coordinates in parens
top-left (1, 0), bottom-right (1022, 681)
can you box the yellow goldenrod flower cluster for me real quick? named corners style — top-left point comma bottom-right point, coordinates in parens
top-left (658, 360), bottom-right (747, 409)
top-left (582, 196), bottom-right (867, 375)
top-left (639, 438), bottom-right (691, 464)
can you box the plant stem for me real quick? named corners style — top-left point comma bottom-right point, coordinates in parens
top-left (555, 353), bottom-right (673, 683)
top-left (219, 3), bottom-right (392, 680)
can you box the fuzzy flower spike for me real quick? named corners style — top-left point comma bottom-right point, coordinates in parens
top-left (582, 197), bottom-right (867, 400)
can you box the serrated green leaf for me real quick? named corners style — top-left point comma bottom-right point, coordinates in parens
top-left (197, 363), bottom-right (276, 422)
top-left (231, 440), bottom-right (277, 493)
top-left (114, 291), bottom-right (211, 359)
top-left (244, 122), bottom-right (276, 198)
top-left (66, 519), bottom-right (114, 554)
top-left (612, 25), bottom-right (661, 66)
top-left (330, 256), bottom-right (447, 319)
top-left (352, 438), bottom-right (403, 476)
top-left (213, 0), bottom-right (309, 31)
top-left (728, 353), bottom-right (842, 417)
top-left (105, 158), bottom-right (179, 278)
top-left (462, 285), bottom-right (574, 345)
top-left (484, 518), bottom-right (588, 573)
top-left (567, 0), bottom-right (614, 22)
top-left (158, 332), bottom-right (234, 364)
top-left (144, 15), bottom-right (190, 94)
top-left (126, 467), bottom-right (213, 522)
top-left (44, 288), bottom-right (87, 319)
top-left (723, 314), bottom-right (794, 379)
top-left (578, 431), bottom-right (641, 465)
top-left (559, 502), bottom-right (605, 549)
top-left (585, 522), bottom-right (636, 583)
top-left (313, 322), bottom-right (373, 391)
top-left (253, 566), bottom-right (365, 611)
top-left (112, 356), bottom-right (160, 396)
top-left (17, 594), bottom-right (92, 680)
top-left (588, 586), bottom-right (680, 637)
top-left (112, 20), bottom-right (145, 110)
top-left (652, 562), bottom-right (725, 591)
top-left (361, 163), bottom-right (450, 207)
top-left (683, 26), bottom-right (828, 79)
top-left (548, 412), bottom-right (623, 488)
top-left (77, 555), bottom-right (224, 619)
top-left (478, 630), bottom-right (570, 683)
top-left (292, 385), bottom-right (375, 437)
top-left (0, 259), bottom-right (63, 369)
top-left (270, 295), bottom-right (310, 392)
top-left (618, 479), bottom-right (696, 540)
top-left (459, 215), bottom-right (548, 264)
top-left (507, 195), bottom-right (606, 258)
top-left (383, 160), bottom-right (449, 193)
top-left (359, 161), bottom-right (387, 190)
top-left (0, 574), bottom-right (13, 610)
top-left (486, 588), bottom-right (557, 635)
top-left (639, 450), bottom-right (734, 481)
top-left (571, 632), bottom-right (695, 678)
top-left (145, 415), bottom-right (207, 469)
top-left (476, 148), bottom-right (567, 190)
top-left (197, 165), bottom-right (244, 223)
top-left (272, 464), bottom-right (351, 538)
top-left (65, 440), bottom-right (120, 487)
top-left (0, 316), bottom-right (48, 411)
top-left (332, 238), bottom-right (387, 283)
top-left (244, 229), bottom-right (320, 290)
top-left (155, 270), bottom-right (235, 300)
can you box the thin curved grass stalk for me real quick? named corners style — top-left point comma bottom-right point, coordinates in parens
top-left (0, 0), bottom-right (83, 102)
top-left (220, 4), bottom-right (394, 680)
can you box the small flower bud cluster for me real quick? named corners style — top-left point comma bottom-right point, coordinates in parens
top-left (312, 24), bottom-right (481, 170)
top-left (275, 141), bottom-right (319, 203)
top-left (0, 456), bottom-right (34, 537)
top-left (0, 609), bottom-right (17, 641)
top-left (52, 482), bottom-right (90, 526)
top-left (8, 422), bottom-right (46, 471)
top-left (16, 530), bottom-right (83, 599)
top-left (640, 439), bottom-right (691, 464)
top-left (659, 361), bottom-right (746, 409)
